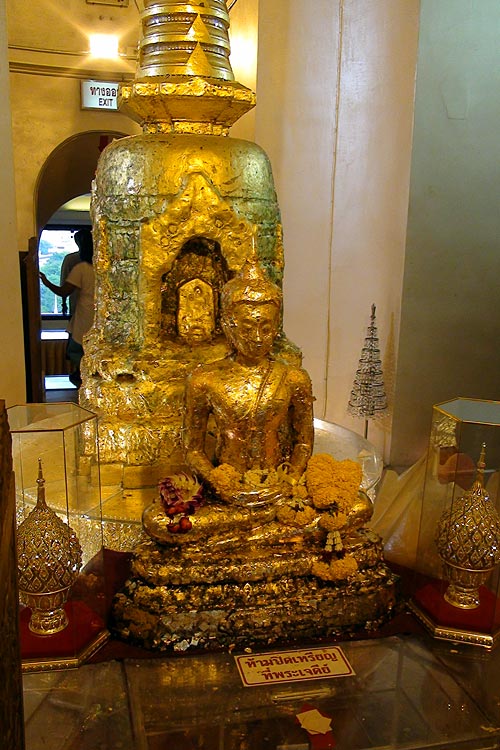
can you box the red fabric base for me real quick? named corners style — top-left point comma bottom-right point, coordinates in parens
top-left (20, 600), bottom-right (105, 660)
top-left (413, 579), bottom-right (500, 634)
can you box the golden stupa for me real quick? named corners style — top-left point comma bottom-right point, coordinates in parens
top-left (81, 0), bottom-right (298, 488)
top-left (80, 0), bottom-right (397, 650)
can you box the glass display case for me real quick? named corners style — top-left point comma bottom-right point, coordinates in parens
top-left (9, 402), bottom-right (109, 671)
top-left (410, 398), bottom-right (500, 648)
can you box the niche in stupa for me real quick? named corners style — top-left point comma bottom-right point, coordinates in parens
top-left (161, 236), bottom-right (228, 344)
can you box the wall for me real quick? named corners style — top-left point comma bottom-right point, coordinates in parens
top-left (9, 73), bottom-right (140, 247)
top-left (0, 0), bottom-right (25, 406)
top-left (391, 0), bottom-right (500, 466)
top-left (6, 0), bottom-right (141, 246)
top-left (228, 0), bottom-right (258, 142)
top-left (328, 0), bottom-right (419, 456)
top-left (255, 0), bottom-right (341, 418)
top-left (256, 0), bottom-right (419, 460)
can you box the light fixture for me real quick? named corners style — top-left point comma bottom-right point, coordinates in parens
top-left (89, 34), bottom-right (119, 59)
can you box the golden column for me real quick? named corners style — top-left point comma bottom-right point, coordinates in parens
top-left (82, 1), bottom-right (297, 489)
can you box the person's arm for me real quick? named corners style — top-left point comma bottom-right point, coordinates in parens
top-left (39, 272), bottom-right (76, 298)
top-left (60, 257), bottom-right (70, 314)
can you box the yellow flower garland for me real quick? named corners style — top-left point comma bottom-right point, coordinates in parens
top-left (306, 453), bottom-right (362, 512)
top-left (277, 504), bottom-right (317, 527)
top-left (210, 463), bottom-right (241, 498)
top-left (312, 554), bottom-right (359, 582)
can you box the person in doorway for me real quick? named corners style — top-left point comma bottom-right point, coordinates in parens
top-left (59, 234), bottom-right (83, 317)
top-left (40, 229), bottom-right (94, 388)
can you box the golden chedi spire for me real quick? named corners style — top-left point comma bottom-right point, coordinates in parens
top-left (120, 0), bottom-right (256, 135)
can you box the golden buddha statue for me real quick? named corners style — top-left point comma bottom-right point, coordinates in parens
top-left (113, 253), bottom-right (397, 651)
top-left (185, 256), bottom-right (314, 489)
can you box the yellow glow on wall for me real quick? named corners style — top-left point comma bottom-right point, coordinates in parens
top-left (229, 33), bottom-right (257, 87)
top-left (89, 34), bottom-right (119, 59)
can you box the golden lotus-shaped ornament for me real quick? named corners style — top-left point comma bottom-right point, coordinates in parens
top-left (16, 460), bottom-right (82, 635)
top-left (435, 445), bottom-right (500, 609)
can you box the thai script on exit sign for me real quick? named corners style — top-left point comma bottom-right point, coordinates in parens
top-left (81, 80), bottom-right (119, 111)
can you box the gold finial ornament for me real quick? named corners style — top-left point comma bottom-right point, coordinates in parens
top-left (16, 460), bottom-right (82, 635)
top-left (435, 444), bottom-right (500, 609)
top-left (119, 0), bottom-right (256, 133)
top-left (137, 0), bottom-right (234, 80)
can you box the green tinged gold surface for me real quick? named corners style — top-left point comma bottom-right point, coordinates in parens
top-left (82, 134), bottom-right (291, 483)
top-left (81, 0), bottom-right (281, 483)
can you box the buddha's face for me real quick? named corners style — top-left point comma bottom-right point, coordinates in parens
top-left (225, 302), bottom-right (280, 360)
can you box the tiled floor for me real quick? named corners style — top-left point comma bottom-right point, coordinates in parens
top-left (22, 633), bottom-right (500, 749)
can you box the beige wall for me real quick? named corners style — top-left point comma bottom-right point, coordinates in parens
top-left (391, 0), bottom-right (500, 466)
top-left (10, 72), bottom-right (139, 245)
top-left (6, 0), bottom-right (141, 245)
top-left (228, 0), bottom-right (258, 142)
top-left (0, 0), bottom-right (25, 406)
top-left (256, 0), bottom-right (419, 460)
top-left (328, 1), bottom-right (419, 457)
top-left (255, 0), bottom-right (341, 416)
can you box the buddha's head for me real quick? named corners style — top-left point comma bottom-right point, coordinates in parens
top-left (221, 258), bottom-right (281, 360)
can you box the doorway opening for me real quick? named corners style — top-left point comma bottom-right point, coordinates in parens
top-left (23, 131), bottom-right (127, 402)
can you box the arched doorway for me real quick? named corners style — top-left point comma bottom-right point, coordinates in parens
top-left (35, 130), bottom-right (127, 234)
top-left (23, 131), bottom-right (128, 401)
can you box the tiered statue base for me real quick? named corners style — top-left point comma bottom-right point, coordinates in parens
top-left (112, 513), bottom-right (399, 651)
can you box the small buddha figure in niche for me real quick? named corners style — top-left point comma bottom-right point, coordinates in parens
top-left (177, 278), bottom-right (215, 344)
top-left (184, 256), bottom-right (314, 498)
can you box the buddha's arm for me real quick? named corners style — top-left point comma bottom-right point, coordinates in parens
top-left (288, 370), bottom-right (315, 478)
top-left (184, 373), bottom-right (215, 483)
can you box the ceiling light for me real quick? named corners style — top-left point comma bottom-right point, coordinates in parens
top-left (89, 34), bottom-right (119, 59)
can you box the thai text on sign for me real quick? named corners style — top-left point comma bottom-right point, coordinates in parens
top-left (81, 80), bottom-right (119, 110)
top-left (234, 645), bottom-right (355, 687)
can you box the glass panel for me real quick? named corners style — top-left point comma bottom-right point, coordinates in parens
top-left (437, 398), bottom-right (500, 426)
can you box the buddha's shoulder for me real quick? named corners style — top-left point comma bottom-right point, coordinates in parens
top-left (273, 358), bottom-right (311, 384)
top-left (188, 357), bottom-right (234, 381)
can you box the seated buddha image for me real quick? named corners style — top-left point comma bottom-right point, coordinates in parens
top-left (184, 255), bottom-right (314, 493)
top-left (141, 251), bottom-right (374, 583)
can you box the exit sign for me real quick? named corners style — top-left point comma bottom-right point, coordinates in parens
top-left (81, 80), bottom-right (119, 111)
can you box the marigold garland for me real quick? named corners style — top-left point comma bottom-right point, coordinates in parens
top-left (209, 456), bottom-right (364, 544)
top-left (210, 462), bottom-right (305, 500)
top-left (306, 454), bottom-right (362, 511)
top-left (277, 504), bottom-right (317, 527)
top-left (312, 554), bottom-right (359, 582)
top-left (210, 463), bottom-right (240, 496)
top-left (318, 511), bottom-right (347, 532)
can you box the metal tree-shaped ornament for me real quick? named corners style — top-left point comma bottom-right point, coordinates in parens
top-left (435, 444), bottom-right (500, 610)
top-left (348, 304), bottom-right (388, 438)
top-left (17, 459), bottom-right (82, 635)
